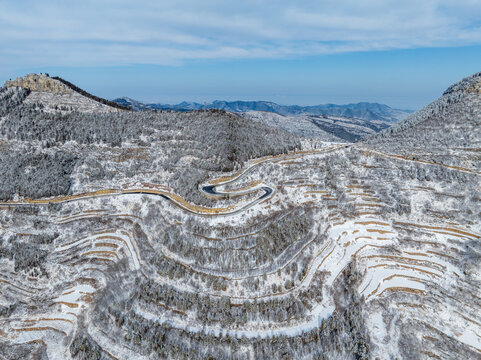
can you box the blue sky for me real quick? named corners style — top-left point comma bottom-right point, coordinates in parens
top-left (1, 0), bottom-right (481, 109)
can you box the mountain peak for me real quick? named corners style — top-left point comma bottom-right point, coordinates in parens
top-left (4, 73), bottom-right (71, 95)
top-left (3, 74), bottom-right (129, 112)
top-left (443, 71), bottom-right (481, 95)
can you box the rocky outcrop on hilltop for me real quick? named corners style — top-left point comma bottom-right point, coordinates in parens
top-left (5, 74), bottom-right (71, 95)
top-left (2, 74), bottom-right (124, 113)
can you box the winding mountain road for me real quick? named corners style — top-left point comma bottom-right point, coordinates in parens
top-left (0, 146), bottom-right (343, 215)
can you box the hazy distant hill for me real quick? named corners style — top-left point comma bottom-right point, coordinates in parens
top-left (113, 98), bottom-right (412, 122)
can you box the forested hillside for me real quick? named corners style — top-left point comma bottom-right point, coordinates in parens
top-left (0, 73), bottom-right (479, 360)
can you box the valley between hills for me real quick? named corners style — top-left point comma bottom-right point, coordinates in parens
top-left (0, 73), bottom-right (480, 359)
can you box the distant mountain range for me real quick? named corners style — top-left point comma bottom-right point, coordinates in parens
top-left (113, 98), bottom-right (413, 123)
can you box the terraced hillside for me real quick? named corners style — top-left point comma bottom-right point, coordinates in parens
top-left (0, 73), bottom-right (480, 359)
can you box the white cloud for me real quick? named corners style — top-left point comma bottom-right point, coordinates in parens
top-left (0, 0), bottom-right (481, 67)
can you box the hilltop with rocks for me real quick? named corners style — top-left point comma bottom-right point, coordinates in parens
top-left (4, 74), bottom-right (126, 113)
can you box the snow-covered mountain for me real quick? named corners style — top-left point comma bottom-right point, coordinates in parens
top-left (4, 74), bottom-right (128, 113)
top-left (0, 73), bottom-right (480, 359)
top-left (366, 71), bottom-right (481, 171)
